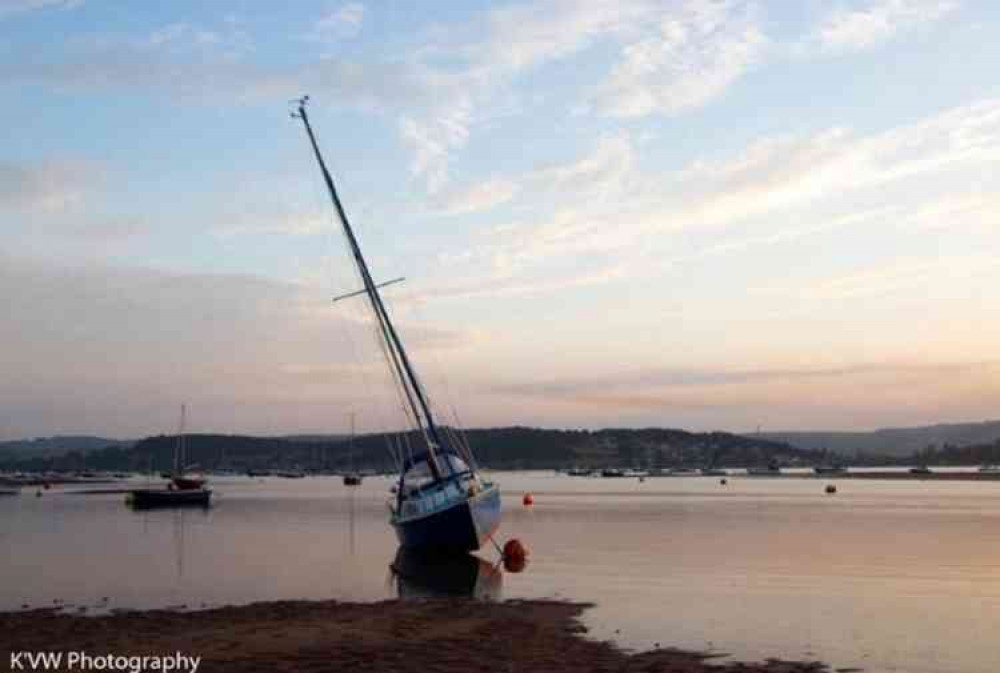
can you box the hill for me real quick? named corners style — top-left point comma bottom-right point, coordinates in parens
top-left (755, 420), bottom-right (1000, 457)
top-left (0, 427), bottom-right (809, 472)
top-left (0, 436), bottom-right (134, 461)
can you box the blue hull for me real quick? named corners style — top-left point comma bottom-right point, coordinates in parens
top-left (392, 485), bottom-right (501, 552)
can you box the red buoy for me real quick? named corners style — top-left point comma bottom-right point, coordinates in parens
top-left (522, 493), bottom-right (534, 507)
top-left (502, 538), bottom-right (529, 573)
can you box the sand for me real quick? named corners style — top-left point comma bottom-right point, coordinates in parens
top-left (0, 599), bottom-right (837, 673)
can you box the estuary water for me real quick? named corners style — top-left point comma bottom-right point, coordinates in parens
top-left (1, 472), bottom-right (998, 673)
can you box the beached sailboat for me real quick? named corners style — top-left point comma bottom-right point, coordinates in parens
top-left (292, 97), bottom-right (500, 552)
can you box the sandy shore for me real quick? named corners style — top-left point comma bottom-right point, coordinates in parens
top-left (0, 599), bottom-right (836, 673)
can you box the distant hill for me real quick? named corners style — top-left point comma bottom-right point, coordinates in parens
top-left (0, 436), bottom-right (134, 460)
top-left (0, 427), bottom-right (809, 472)
top-left (755, 420), bottom-right (1000, 457)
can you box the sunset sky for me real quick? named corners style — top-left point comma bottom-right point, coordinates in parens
top-left (2, 0), bottom-right (998, 439)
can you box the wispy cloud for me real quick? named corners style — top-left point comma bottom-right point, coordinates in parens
top-left (0, 0), bottom-right (81, 20)
top-left (754, 255), bottom-right (999, 301)
top-left (421, 97), bottom-right (1000, 304)
top-left (397, 0), bottom-right (754, 192)
top-left (592, 0), bottom-right (767, 118)
top-left (439, 177), bottom-right (519, 216)
top-left (308, 3), bottom-right (365, 42)
top-left (0, 159), bottom-right (97, 213)
top-left (808, 0), bottom-right (959, 53)
top-left (0, 254), bottom-right (477, 436)
top-left (399, 95), bottom-right (474, 194)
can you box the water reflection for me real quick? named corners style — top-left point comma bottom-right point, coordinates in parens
top-left (390, 548), bottom-right (503, 600)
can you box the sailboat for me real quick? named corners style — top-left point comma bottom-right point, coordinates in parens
top-left (343, 413), bottom-right (362, 486)
top-left (292, 96), bottom-right (501, 553)
top-left (167, 404), bottom-right (206, 491)
top-left (126, 404), bottom-right (211, 509)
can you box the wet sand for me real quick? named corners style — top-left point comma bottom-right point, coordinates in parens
top-left (0, 599), bottom-right (834, 673)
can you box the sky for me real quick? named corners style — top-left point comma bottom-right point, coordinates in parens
top-left (1, 0), bottom-right (999, 439)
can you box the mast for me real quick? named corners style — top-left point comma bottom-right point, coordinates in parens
top-left (348, 412), bottom-right (355, 473)
top-left (174, 403), bottom-right (187, 474)
top-left (292, 97), bottom-right (449, 481)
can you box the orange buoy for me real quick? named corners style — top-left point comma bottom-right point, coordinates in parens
top-left (522, 493), bottom-right (534, 507)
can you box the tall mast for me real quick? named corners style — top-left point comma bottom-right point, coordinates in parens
top-left (174, 403), bottom-right (186, 474)
top-left (292, 97), bottom-right (448, 480)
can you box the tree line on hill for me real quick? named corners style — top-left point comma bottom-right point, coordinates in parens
top-left (2, 427), bottom-right (998, 473)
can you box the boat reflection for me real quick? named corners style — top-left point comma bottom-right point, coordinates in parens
top-left (390, 548), bottom-right (502, 600)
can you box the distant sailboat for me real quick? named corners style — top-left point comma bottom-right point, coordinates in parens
top-left (167, 405), bottom-right (206, 491)
top-left (292, 96), bottom-right (500, 552)
top-left (127, 404), bottom-right (211, 509)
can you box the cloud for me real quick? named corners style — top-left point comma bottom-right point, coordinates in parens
top-left (808, 0), bottom-right (959, 53)
top-left (0, 254), bottom-right (477, 437)
top-left (310, 3), bottom-right (365, 41)
top-left (0, 0), bottom-right (81, 19)
top-left (439, 177), bottom-right (518, 216)
top-left (419, 97), bottom-right (1000, 304)
top-left (476, 0), bottom-right (654, 71)
top-left (399, 95), bottom-right (474, 194)
top-left (0, 22), bottom-right (433, 112)
top-left (213, 210), bottom-right (333, 238)
top-left (754, 255), bottom-right (999, 301)
top-left (494, 360), bottom-right (997, 396)
top-left (592, 1), bottom-right (767, 118)
top-left (0, 159), bottom-right (97, 213)
top-left (487, 360), bottom-right (1000, 431)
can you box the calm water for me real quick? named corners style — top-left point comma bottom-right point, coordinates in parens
top-left (2, 472), bottom-right (998, 673)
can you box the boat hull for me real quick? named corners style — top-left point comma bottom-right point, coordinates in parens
top-left (127, 488), bottom-right (212, 509)
top-left (392, 485), bottom-right (501, 553)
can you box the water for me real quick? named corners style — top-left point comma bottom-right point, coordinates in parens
top-left (2, 472), bottom-right (998, 673)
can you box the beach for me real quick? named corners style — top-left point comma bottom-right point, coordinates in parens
top-left (1, 599), bottom-right (832, 673)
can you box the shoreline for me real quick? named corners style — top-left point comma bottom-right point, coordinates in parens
top-left (0, 598), bottom-right (834, 673)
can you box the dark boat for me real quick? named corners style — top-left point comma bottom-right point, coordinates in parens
top-left (909, 466), bottom-right (933, 475)
top-left (127, 488), bottom-right (211, 509)
top-left (390, 547), bottom-right (501, 600)
top-left (292, 96), bottom-right (501, 553)
top-left (343, 474), bottom-right (362, 486)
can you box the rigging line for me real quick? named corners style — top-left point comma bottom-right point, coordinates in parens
top-left (305, 122), bottom-right (413, 468)
top-left (311, 157), bottom-right (397, 466)
top-left (296, 103), bottom-right (429, 447)
top-left (383, 279), bottom-right (471, 473)
top-left (363, 297), bottom-right (422, 436)
top-left (449, 404), bottom-right (479, 472)
top-left (295, 99), bottom-right (449, 480)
